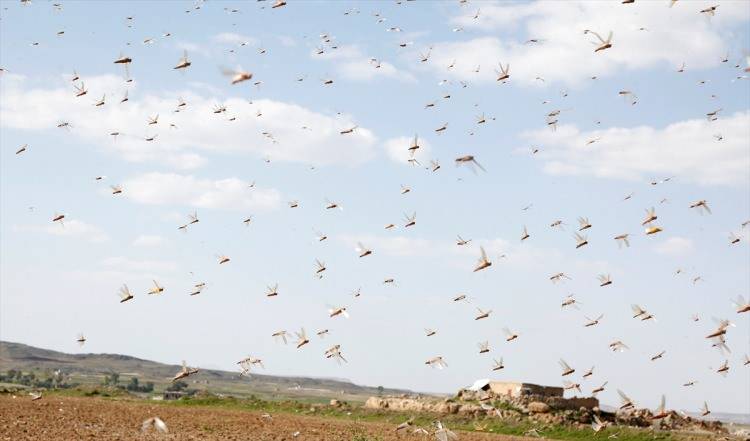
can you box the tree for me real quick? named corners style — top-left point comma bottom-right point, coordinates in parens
top-left (20, 372), bottom-right (35, 386)
top-left (103, 373), bottom-right (120, 386)
top-left (127, 377), bottom-right (140, 391)
top-left (166, 380), bottom-right (187, 392)
top-left (377, 386), bottom-right (384, 396)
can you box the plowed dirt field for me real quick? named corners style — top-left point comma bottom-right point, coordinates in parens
top-left (0, 395), bottom-right (537, 441)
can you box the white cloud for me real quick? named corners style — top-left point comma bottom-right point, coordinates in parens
top-left (277, 35), bottom-right (297, 47)
top-left (185, 81), bottom-right (224, 96)
top-left (654, 237), bottom-right (695, 256)
top-left (338, 59), bottom-right (415, 82)
top-left (132, 234), bottom-right (167, 247)
top-left (63, 257), bottom-right (180, 285)
top-left (122, 172), bottom-right (281, 211)
top-left (336, 234), bottom-right (611, 276)
top-left (212, 32), bottom-right (257, 46)
top-left (13, 220), bottom-right (109, 243)
top-left (312, 45), bottom-right (415, 83)
top-left (472, 237), bottom-right (612, 275)
top-left (101, 256), bottom-right (179, 273)
top-left (158, 211), bottom-right (185, 223)
top-left (430, 0), bottom-right (749, 85)
top-left (382, 135), bottom-right (432, 165)
top-left (175, 41), bottom-right (212, 57)
top-left (314, 45), bottom-right (362, 61)
top-left (522, 111), bottom-right (750, 186)
top-left (0, 74), bottom-right (378, 168)
top-left (338, 234), bottom-right (442, 258)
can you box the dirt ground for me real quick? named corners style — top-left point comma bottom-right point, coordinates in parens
top-left (0, 395), bottom-right (538, 441)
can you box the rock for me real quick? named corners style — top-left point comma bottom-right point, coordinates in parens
top-left (615, 408), bottom-right (653, 427)
top-left (457, 403), bottom-right (482, 416)
top-left (527, 402), bottom-right (551, 413)
top-left (364, 397), bottom-right (388, 409)
top-left (364, 394), bottom-right (730, 435)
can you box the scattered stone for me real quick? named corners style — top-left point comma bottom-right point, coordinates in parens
top-left (365, 390), bottom-right (729, 436)
top-left (527, 402), bottom-right (550, 414)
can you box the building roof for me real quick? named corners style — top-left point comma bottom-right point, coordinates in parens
top-left (467, 378), bottom-right (490, 391)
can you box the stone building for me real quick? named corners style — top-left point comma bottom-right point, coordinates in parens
top-left (162, 390), bottom-right (186, 400)
top-left (462, 379), bottom-right (599, 410)
top-left (468, 379), bottom-right (563, 398)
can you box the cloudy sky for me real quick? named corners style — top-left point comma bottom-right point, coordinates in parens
top-left (1, 0), bottom-right (749, 415)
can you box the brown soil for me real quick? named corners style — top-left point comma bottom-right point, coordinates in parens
top-left (0, 395), bottom-right (537, 441)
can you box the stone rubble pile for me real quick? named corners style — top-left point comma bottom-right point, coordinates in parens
top-left (364, 392), bottom-right (729, 436)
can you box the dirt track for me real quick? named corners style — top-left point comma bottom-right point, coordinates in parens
top-left (0, 395), bottom-right (538, 441)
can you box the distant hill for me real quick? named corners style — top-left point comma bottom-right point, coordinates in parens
top-left (0, 341), bottom-right (414, 402)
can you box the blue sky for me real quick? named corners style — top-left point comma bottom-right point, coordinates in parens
top-left (1, 0), bottom-right (749, 415)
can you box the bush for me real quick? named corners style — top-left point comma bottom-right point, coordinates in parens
top-left (125, 377), bottom-right (154, 392)
top-left (102, 373), bottom-right (120, 386)
top-left (166, 380), bottom-right (188, 392)
top-left (0, 370), bottom-right (75, 390)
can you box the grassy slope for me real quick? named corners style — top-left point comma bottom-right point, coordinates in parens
top-left (0, 340), bottom-right (412, 402)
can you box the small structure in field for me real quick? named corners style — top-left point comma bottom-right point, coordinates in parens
top-left (163, 391), bottom-right (185, 400)
top-left (461, 379), bottom-right (598, 411)
top-left (469, 379), bottom-right (563, 398)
